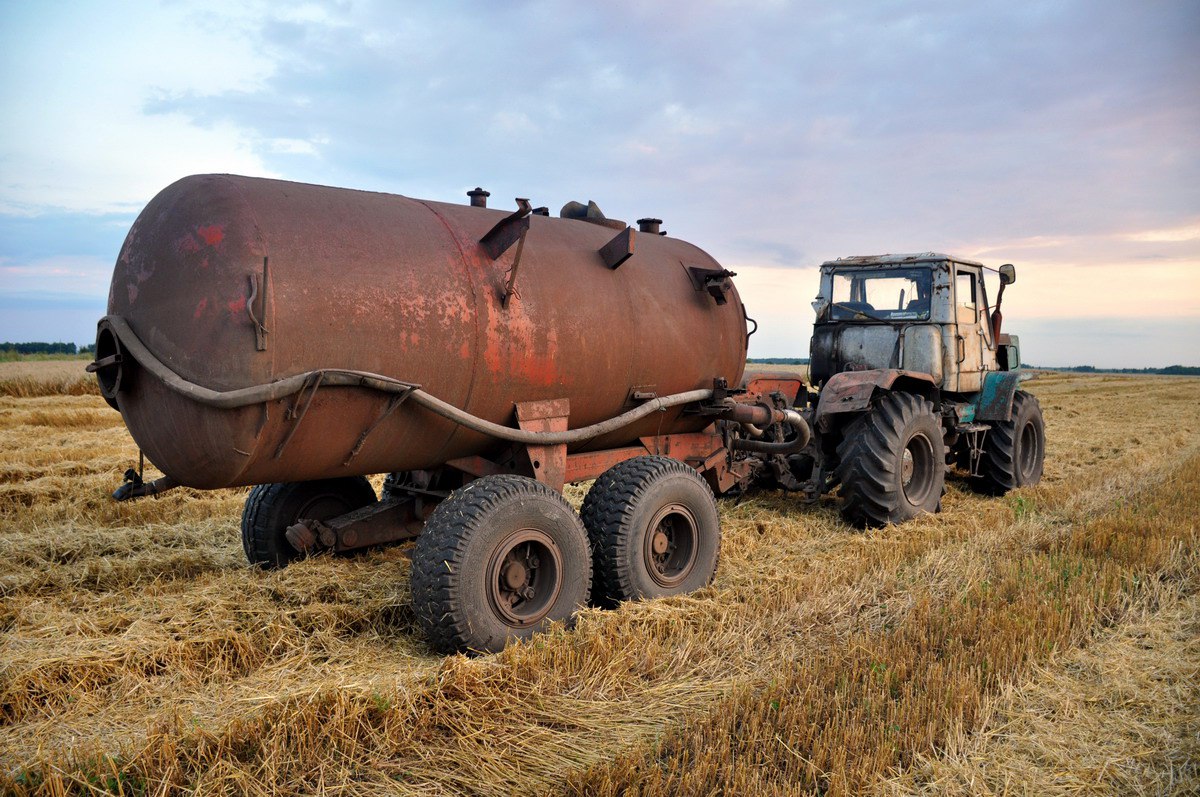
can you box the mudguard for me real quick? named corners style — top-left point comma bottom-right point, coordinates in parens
top-left (814, 369), bottom-right (938, 430)
top-left (742, 368), bottom-right (805, 407)
top-left (973, 371), bottom-right (1024, 421)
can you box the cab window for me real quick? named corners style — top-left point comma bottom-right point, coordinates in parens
top-left (829, 268), bottom-right (932, 321)
top-left (955, 269), bottom-right (977, 323)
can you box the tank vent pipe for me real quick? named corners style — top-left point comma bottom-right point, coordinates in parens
top-left (467, 187), bottom-right (490, 208)
top-left (637, 218), bottom-right (664, 235)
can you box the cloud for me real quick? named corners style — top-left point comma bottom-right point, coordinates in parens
top-left (0, 255), bottom-right (112, 296)
top-left (0, 0), bottom-right (1197, 366)
top-left (1121, 222), bottom-right (1200, 243)
top-left (0, 1), bottom-right (276, 214)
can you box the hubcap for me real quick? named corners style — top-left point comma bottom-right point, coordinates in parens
top-left (643, 504), bottom-right (699, 589)
top-left (487, 529), bottom-right (562, 627)
top-left (1017, 420), bottom-right (1039, 480)
top-left (901, 432), bottom-right (936, 506)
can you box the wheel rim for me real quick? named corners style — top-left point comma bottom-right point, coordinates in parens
top-left (290, 489), bottom-right (363, 554)
top-left (1017, 420), bottom-right (1040, 481)
top-left (642, 503), bottom-right (699, 589)
top-left (486, 529), bottom-right (563, 628)
top-left (297, 493), bottom-right (357, 524)
top-left (901, 432), bottom-right (937, 506)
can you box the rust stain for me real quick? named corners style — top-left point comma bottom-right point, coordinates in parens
top-left (176, 234), bottom-right (201, 256)
top-left (98, 174), bottom-right (748, 492)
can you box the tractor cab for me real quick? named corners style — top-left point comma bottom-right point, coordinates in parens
top-left (809, 253), bottom-right (1019, 397)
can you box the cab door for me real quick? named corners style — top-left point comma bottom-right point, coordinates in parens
top-left (952, 264), bottom-right (985, 393)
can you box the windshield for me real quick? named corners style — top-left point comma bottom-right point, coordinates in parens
top-left (829, 267), bottom-right (932, 321)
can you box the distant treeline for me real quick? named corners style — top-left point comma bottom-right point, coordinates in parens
top-left (747, 358), bottom-right (810, 365)
top-left (1026, 364), bottom-right (1200, 376)
top-left (0, 341), bottom-right (95, 359)
top-left (749, 357), bottom-right (1197, 376)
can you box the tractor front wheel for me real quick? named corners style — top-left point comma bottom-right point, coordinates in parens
top-left (835, 393), bottom-right (945, 528)
top-left (973, 390), bottom-right (1045, 495)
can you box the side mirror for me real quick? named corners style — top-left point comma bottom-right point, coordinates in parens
top-left (999, 263), bottom-right (1016, 285)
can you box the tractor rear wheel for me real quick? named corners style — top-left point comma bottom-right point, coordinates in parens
top-left (835, 393), bottom-right (944, 527)
top-left (241, 477), bottom-right (377, 568)
top-left (410, 475), bottom-right (591, 654)
top-left (581, 455), bottom-right (721, 608)
top-left (974, 390), bottom-right (1045, 495)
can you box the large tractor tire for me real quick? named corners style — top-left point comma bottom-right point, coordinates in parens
top-left (410, 475), bottom-right (591, 654)
top-left (241, 476), bottom-right (377, 568)
top-left (974, 390), bottom-right (1045, 495)
top-left (835, 393), bottom-right (944, 528)
top-left (580, 455), bottom-right (721, 608)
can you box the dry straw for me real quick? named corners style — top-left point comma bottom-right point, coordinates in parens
top-left (0, 366), bottom-right (1197, 796)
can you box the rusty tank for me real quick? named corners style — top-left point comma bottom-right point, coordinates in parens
top-left (94, 174), bottom-right (748, 489)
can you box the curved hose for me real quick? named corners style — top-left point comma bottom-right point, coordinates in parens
top-left (730, 409), bottom-right (811, 455)
top-left (97, 315), bottom-right (714, 446)
top-left (409, 387), bottom-right (714, 445)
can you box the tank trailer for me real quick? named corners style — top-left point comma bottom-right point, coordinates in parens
top-left (91, 175), bottom-right (1044, 653)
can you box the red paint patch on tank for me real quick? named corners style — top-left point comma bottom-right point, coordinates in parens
top-left (227, 296), bottom-right (246, 316)
top-left (193, 297), bottom-right (208, 318)
top-left (197, 225), bottom-right (224, 246)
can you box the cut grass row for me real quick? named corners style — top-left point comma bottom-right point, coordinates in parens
top-left (5, 453), bottom-right (1196, 794)
top-left (562, 455), bottom-right (1200, 796)
top-left (1, 372), bottom-right (1197, 795)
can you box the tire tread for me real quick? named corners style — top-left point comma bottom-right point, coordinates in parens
top-left (411, 475), bottom-right (589, 654)
top-left (974, 390), bottom-right (1044, 495)
top-left (580, 455), bottom-right (719, 607)
top-left (834, 392), bottom-right (943, 527)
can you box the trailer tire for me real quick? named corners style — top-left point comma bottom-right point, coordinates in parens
top-left (241, 476), bottom-right (377, 568)
top-left (410, 475), bottom-right (591, 654)
top-left (835, 392), bottom-right (944, 527)
top-left (973, 390), bottom-right (1045, 495)
top-left (581, 456), bottom-right (721, 608)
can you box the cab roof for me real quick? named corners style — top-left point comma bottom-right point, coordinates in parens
top-left (819, 252), bottom-right (985, 269)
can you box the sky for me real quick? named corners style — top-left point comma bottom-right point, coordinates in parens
top-left (1, 0), bottom-right (1197, 368)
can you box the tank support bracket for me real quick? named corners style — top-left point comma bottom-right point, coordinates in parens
top-left (274, 372), bottom-right (324, 459)
top-left (343, 387), bottom-right (418, 465)
top-left (480, 198), bottom-right (532, 260)
top-left (599, 226), bottom-right (636, 269)
top-left (515, 398), bottom-right (570, 491)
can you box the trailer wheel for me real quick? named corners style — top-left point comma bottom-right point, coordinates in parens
top-left (835, 392), bottom-right (944, 528)
top-left (241, 476), bottom-right (377, 568)
top-left (581, 456), bottom-right (721, 608)
top-left (973, 390), bottom-right (1045, 495)
top-left (410, 475), bottom-right (591, 654)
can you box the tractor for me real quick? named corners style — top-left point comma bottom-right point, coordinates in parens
top-left (740, 252), bottom-right (1045, 526)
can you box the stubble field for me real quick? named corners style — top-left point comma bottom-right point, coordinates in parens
top-left (1, 361), bottom-right (1197, 795)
